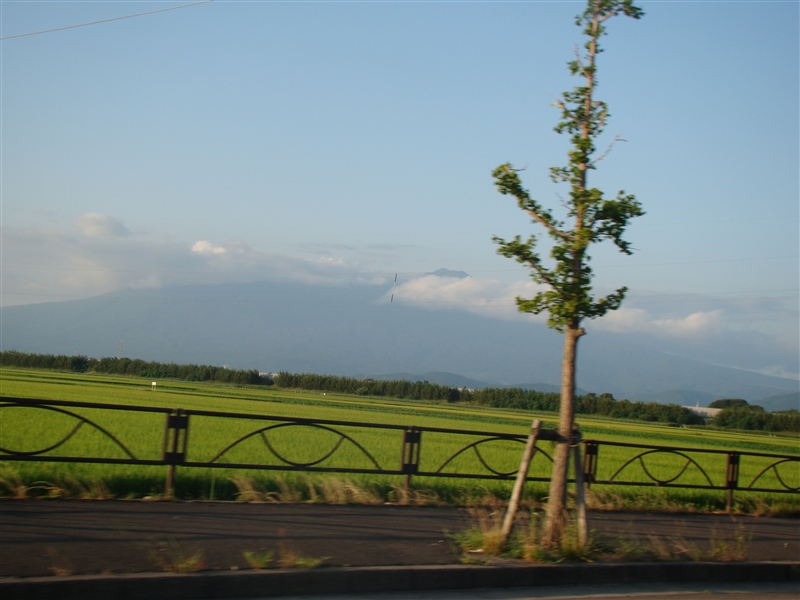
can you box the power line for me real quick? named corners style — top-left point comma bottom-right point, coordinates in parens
top-left (0, 0), bottom-right (213, 41)
top-left (3, 0), bottom-right (797, 43)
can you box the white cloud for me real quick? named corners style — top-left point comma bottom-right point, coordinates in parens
top-left (393, 275), bottom-right (735, 341)
top-left (651, 310), bottom-right (722, 337)
top-left (595, 307), bottom-right (722, 338)
top-left (191, 240), bottom-right (227, 255)
top-left (312, 256), bottom-right (345, 266)
top-left (390, 273), bottom-right (547, 322)
top-left (72, 213), bottom-right (129, 238)
top-left (1, 220), bottom-right (373, 307)
top-left (749, 365), bottom-right (800, 380)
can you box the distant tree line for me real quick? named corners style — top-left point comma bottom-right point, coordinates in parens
top-left (466, 387), bottom-right (705, 425)
top-left (0, 350), bottom-right (266, 386)
top-left (710, 401), bottom-right (799, 433)
top-left (275, 372), bottom-right (705, 425)
top-left (274, 372), bottom-right (460, 401)
top-left (709, 398), bottom-right (749, 409)
top-left (4, 353), bottom-right (796, 432)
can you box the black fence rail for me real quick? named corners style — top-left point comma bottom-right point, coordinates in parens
top-left (1, 397), bottom-right (797, 510)
top-left (581, 439), bottom-right (799, 509)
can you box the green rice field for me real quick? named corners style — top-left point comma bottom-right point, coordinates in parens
top-left (1, 367), bottom-right (798, 513)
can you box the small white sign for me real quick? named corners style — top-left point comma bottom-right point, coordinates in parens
top-left (151, 382), bottom-right (157, 391)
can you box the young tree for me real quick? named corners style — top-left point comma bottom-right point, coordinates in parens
top-left (492, 0), bottom-right (644, 545)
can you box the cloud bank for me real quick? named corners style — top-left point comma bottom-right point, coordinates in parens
top-left (2, 215), bottom-right (357, 307)
top-left (390, 271), bottom-right (798, 380)
top-left (2, 213), bottom-right (797, 380)
top-left (73, 213), bottom-right (130, 238)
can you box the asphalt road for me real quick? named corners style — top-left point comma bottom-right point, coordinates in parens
top-left (1, 500), bottom-right (798, 578)
top-left (258, 581), bottom-right (800, 600)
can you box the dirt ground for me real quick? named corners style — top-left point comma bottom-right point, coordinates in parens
top-left (1, 500), bottom-right (798, 577)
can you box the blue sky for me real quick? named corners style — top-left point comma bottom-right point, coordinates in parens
top-left (2, 1), bottom-right (798, 378)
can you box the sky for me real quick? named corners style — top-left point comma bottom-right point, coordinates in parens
top-left (1, 1), bottom-right (798, 379)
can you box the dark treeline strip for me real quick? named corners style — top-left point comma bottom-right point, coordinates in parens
top-left (470, 387), bottom-right (706, 425)
top-left (275, 372), bottom-right (705, 426)
top-left (711, 406), bottom-right (799, 433)
top-left (274, 372), bottom-right (459, 402)
top-left (4, 353), bottom-right (796, 432)
top-left (0, 350), bottom-right (265, 386)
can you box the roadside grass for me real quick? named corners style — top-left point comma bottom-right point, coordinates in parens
top-left (452, 509), bottom-right (603, 563)
top-left (241, 550), bottom-right (274, 569)
top-left (4, 459), bottom-right (795, 523)
top-left (451, 510), bottom-right (754, 563)
top-left (45, 547), bottom-right (74, 576)
top-left (1, 367), bottom-right (798, 514)
top-left (277, 529), bottom-right (328, 569)
top-left (148, 540), bottom-right (205, 573)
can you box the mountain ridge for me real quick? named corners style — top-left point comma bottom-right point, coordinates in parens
top-left (1, 279), bottom-right (796, 403)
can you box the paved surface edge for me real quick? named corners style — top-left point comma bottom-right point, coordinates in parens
top-left (3, 562), bottom-right (799, 600)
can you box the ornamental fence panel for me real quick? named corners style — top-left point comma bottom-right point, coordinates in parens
top-left (1, 397), bottom-right (797, 510)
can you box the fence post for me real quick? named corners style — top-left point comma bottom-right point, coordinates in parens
top-left (572, 428), bottom-right (587, 546)
top-left (501, 419), bottom-right (541, 544)
top-left (582, 441), bottom-right (598, 488)
top-left (162, 409), bottom-right (189, 499)
top-left (400, 427), bottom-right (421, 494)
top-left (726, 452), bottom-right (740, 513)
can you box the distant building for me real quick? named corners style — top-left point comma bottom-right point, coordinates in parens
top-left (683, 405), bottom-right (722, 424)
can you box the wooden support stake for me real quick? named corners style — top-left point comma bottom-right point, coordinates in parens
top-left (165, 464), bottom-right (176, 500)
top-left (165, 424), bottom-right (179, 499)
top-left (501, 419), bottom-right (541, 544)
top-left (571, 431), bottom-right (588, 546)
top-left (162, 409), bottom-right (188, 500)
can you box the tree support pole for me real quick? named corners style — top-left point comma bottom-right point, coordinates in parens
top-left (501, 419), bottom-right (542, 545)
top-left (571, 429), bottom-right (588, 546)
top-left (162, 409), bottom-right (188, 500)
top-left (725, 452), bottom-right (739, 513)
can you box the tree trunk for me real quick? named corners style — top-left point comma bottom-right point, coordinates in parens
top-left (541, 324), bottom-right (584, 546)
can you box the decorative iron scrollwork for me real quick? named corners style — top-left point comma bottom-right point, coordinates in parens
top-left (207, 422), bottom-right (383, 470)
top-left (607, 449), bottom-right (714, 486)
top-left (0, 402), bottom-right (137, 459)
top-left (434, 436), bottom-right (553, 477)
top-left (746, 458), bottom-right (800, 491)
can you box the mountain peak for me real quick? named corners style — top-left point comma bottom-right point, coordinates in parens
top-left (427, 268), bottom-right (470, 279)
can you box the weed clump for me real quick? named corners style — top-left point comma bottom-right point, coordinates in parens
top-left (242, 550), bottom-right (274, 569)
top-left (149, 540), bottom-right (205, 573)
top-left (277, 529), bottom-right (327, 569)
top-left (451, 509), bottom-right (753, 564)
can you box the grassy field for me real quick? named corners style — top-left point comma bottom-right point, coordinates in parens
top-left (1, 367), bottom-right (798, 514)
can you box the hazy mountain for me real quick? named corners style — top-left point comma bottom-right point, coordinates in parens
top-left (425, 269), bottom-right (470, 279)
top-left (507, 383), bottom-right (590, 395)
top-left (756, 392), bottom-right (800, 412)
top-left (633, 389), bottom-right (722, 407)
top-left (2, 279), bottom-right (797, 402)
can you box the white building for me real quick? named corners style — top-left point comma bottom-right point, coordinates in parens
top-left (683, 405), bottom-right (722, 424)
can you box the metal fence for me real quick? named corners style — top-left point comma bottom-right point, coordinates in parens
top-left (1, 397), bottom-right (797, 510)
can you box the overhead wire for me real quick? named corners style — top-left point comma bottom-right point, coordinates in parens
top-left (0, 0), bottom-right (214, 41)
